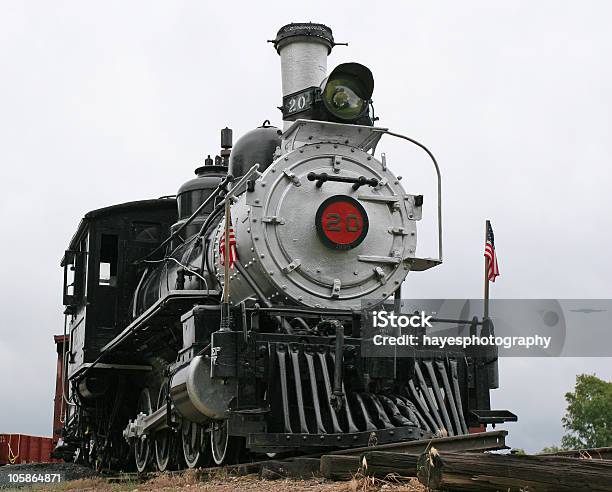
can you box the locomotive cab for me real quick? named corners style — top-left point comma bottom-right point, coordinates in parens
top-left (61, 199), bottom-right (177, 379)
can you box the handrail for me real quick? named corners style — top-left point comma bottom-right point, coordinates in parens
top-left (225, 163), bottom-right (260, 199)
top-left (375, 130), bottom-right (443, 263)
top-left (137, 173), bottom-right (234, 263)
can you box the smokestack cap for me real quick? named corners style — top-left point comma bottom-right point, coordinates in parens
top-left (271, 23), bottom-right (335, 54)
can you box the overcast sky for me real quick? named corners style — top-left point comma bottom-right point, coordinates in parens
top-left (0, 1), bottom-right (610, 453)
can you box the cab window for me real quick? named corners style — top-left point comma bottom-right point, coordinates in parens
top-left (99, 234), bottom-right (118, 286)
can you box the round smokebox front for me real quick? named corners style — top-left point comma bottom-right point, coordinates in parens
top-left (230, 142), bottom-right (417, 310)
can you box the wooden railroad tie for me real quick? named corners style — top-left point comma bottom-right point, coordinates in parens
top-left (358, 448), bottom-right (612, 491)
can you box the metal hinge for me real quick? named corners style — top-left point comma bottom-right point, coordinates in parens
top-left (282, 259), bottom-right (301, 273)
top-left (331, 279), bottom-right (341, 298)
top-left (358, 255), bottom-right (401, 265)
top-left (388, 227), bottom-right (409, 236)
top-left (373, 266), bottom-right (387, 285)
top-left (262, 216), bottom-right (286, 225)
top-left (358, 194), bottom-right (399, 203)
top-left (333, 155), bottom-right (342, 173)
top-left (283, 169), bottom-right (301, 187)
top-left (358, 193), bottom-right (401, 211)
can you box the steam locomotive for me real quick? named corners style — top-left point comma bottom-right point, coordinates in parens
top-left (54, 23), bottom-right (515, 471)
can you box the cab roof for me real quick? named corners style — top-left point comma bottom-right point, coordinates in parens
top-left (60, 198), bottom-right (176, 266)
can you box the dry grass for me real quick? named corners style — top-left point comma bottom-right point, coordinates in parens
top-left (26, 477), bottom-right (128, 492)
top-left (21, 468), bottom-right (427, 492)
top-left (344, 474), bottom-right (425, 492)
top-left (21, 474), bottom-right (428, 492)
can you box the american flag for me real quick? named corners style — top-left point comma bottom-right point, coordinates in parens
top-left (220, 214), bottom-right (238, 268)
top-left (484, 221), bottom-right (500, 282)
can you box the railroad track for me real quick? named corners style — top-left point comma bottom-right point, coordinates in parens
top-left (107, 430), bottom-right (508, 483)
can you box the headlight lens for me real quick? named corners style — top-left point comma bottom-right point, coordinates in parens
top-left (322, 77), bottom-right (368, 120)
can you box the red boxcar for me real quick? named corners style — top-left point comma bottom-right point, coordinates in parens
top-left (0, 434), bottom-right (56, 465)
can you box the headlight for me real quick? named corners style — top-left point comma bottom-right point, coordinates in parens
top-left (320, 63), bottom-right (374, 122)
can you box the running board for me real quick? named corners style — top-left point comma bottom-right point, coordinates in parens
top-left (470, 409), bottom-right (518, 424)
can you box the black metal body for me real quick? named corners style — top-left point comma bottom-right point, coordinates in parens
top-left (55, 129), bottom-right (514, 470)
top-left (57, 216), bottom-right (515, 465)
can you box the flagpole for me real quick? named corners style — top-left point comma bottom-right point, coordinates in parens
top-left (484, 219), bottom-right (490, 320)
top-left (221, 195), bottom-right (232, 331)
top-left (218, 163), bottom-right (260, 332)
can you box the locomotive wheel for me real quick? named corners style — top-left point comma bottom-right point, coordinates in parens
top-left (154, 384), bottom-right (173, 472)
top-left (134, 388), bottom-right (153, 473)
top-left (210, 420), bottom-right (243, 465)
top-left (181, 420), bottom-right (211, 469)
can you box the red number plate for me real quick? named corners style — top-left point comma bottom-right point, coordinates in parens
top-left (315, 195), bottom-right (369, 249)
